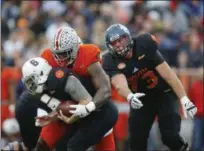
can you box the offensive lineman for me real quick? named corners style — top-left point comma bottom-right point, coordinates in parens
top-left (102, 24), bottom-right (197, 151)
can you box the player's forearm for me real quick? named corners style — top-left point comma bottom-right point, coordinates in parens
top-left (156, 62), bottom-right (187, 100)
top-left (115, 85), bottom-right (132, 100)
top-left (166, 73), bottom-right (187, 100)
top-left (111, 74), bottom-right (132, 100)
top-left (92, 83), bottom-right (111, 108)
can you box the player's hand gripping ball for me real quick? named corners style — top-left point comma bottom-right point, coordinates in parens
top-left (57, 100), bottom-right (89, 124)
top-left (56, 100), bottom-right (77, 117)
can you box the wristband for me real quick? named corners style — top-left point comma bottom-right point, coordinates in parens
top-left (127, 93), bottom-right (134, 102)
top-left (40, 94), bottom-right (51, 104)
top-left (85, 102), bottom-right (96, 113)
top-left (47, 97), bottom-right (60, 110)
top-left (180, 96), bottom-right (189, 105)
top-left (40, 94), bottom-right (60, 110)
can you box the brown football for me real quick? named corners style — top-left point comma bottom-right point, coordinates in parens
top-left (56, 100), bottom-right (89, 117)
top-left (56, 100), bottom-right (77, 117)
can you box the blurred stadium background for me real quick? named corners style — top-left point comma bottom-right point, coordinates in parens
top-left (1, 0), bottom-right (203, 150)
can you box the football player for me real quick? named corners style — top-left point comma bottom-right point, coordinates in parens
top-left (3, 57), bottom-right (94, 151)
top-left (102, 24), bottom-right (197, 151)
top-left (21, 57), bottom-right (118, 151)
top-left (40, 26), bottom-right (118, 151)
top-left (2, 91), bottom-right (70, 151)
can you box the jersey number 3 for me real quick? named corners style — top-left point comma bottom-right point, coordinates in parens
top-left (142, 71), bottom-right (158, 89)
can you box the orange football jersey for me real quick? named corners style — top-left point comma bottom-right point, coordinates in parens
top-left (40, 45), bottom-right (116, 150)
top-left (41, 44), bottom-right (101, 76)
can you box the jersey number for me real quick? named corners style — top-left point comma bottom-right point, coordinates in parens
top-left (141, 71), bottom-right (158, 89)
top-left (30, 60), bottom-right (39, 66)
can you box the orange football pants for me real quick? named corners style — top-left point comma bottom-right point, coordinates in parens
top-left (113, 113), bottom-right (129, 141)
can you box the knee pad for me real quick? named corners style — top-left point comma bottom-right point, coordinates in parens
top-left (161, 133), bottom-right (188, 150)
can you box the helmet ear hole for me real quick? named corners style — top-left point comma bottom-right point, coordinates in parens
top-left (40, 71), bottom-right (43, 76)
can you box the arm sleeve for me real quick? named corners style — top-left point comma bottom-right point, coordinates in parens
top-left (154, 50), bottom-right (165, 67)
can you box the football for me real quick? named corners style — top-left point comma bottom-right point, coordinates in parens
top-left (56, 100), bottom-right (77, 117)
top-left (56, 100), bottom-right (89, 117)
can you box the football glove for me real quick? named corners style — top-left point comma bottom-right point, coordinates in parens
top-left (69, 101), bottom-right (96, 118)
top-left (181, 96), bottom-right (197, 119)
top-left (127, 93), bottom-right (145, 109)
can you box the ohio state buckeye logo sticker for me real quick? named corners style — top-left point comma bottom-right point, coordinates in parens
top-left (55, 70), bottom-right (64, 78)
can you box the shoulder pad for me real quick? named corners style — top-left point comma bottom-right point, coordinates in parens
top-left (46, 68), bottom-right (73, 91)
top-left (78, 44), bottom-right (101, 65)
top-left (134, 33), bottom-right (158, 58)
top-left (102, 52), bottom-right (119, 70)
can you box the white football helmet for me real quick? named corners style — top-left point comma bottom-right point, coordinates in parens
top-left (51, 26), bottom-right (80, 66)
top-left (21, 57), bottom-right (52, 95)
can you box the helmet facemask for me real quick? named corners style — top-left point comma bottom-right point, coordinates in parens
top-left (52, 27), bottom-right (80, 67)
top-left (53, 48), bottom-right (77, 67)
top-left (108, 35), bottom-right (133, 57)
top-left (22, 74), bottom-right (44, 95)
top-left (21, 57), bottom-right (52, 95)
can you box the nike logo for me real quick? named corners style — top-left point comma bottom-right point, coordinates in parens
top-left (50, 90), bottom-right (55, 94)
top-left (132, 67), bottom-right (138, 73)
top-left (138, 54), bottom-right (145, 60)
top-left (164, 89), bottom-right (171, 93)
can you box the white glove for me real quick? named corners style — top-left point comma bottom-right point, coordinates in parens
top-left (69, 102), bottom-right (96, 118)
top-left (35, 108), bottom-right (48, 127)
top-left (181, 96), bottom-right (197, 119)
top-left (127, 93), bottom-right (145, 109)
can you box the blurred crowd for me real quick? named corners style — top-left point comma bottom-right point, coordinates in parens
top-left (1, 0), bottom-right (203, 150)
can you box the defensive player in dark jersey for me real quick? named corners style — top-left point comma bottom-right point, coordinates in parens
top-left (21, 57), bottom-right (118, 151)
top-left (102, 24), bottom-right (197, 151)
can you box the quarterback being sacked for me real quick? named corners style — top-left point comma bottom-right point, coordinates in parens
top-left (3, 91), bottom-right (70, 151)
top-left (3, 56), bottom-right (97, 151)
top-left (40, 26), bottom-right (118, 151)
top-left (21, 57), bottom-right (118, 151)
top-left (102, 24), bottom-right (197, 151)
